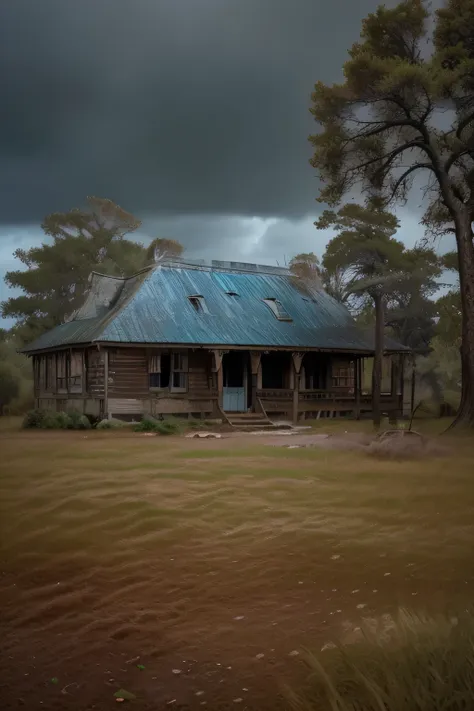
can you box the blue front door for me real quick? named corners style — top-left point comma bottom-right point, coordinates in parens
top-left (222, 352), bottom-right (247, 412)
top-left (223, 387), bottom-right (246, 412)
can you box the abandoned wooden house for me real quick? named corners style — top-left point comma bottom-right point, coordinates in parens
top-left (22, 258), bottom-right (408, 425)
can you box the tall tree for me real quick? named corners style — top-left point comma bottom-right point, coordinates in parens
top-left (309, 0), bottom-right (474, 426)
top-left (317, 203), bottom-right (406, 427)
top-left (146, 238), bottom-right (184, 263)
top-left (288, 252), bottom-right (321, 281)
top-left (2, 197), bottom-right (145, 344)
top-left (384, 246), bottom-right (442, 353)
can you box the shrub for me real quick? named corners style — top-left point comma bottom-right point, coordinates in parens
top-left (96, 417), bottom-right (128, 430)
top-left (155, 420), bottom-right (181, 435)
top-left (133, 415), bottom-right (183, 435)
top-left (133, 416), bottom-right (160, 433)
top-left (289, 609), bottom-right (474, 711)
top-left (22, 408), bottom-right (93, 430)
top-left (22, 408), bottom-right (48, 428)
top-left (42, 411), bottom-right (72, 429)
top-left (67, 410), bottom-right (92, 430)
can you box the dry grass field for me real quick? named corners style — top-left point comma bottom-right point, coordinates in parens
top-left (1, 420), bottom-right (474, 710)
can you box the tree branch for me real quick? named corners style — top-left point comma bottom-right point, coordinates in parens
top-left (445, 149), bottom-right (474, 173)
top-left (386, 163), bottom-right (433, 203)
top-left (456, 111), bottom-right (474, 139)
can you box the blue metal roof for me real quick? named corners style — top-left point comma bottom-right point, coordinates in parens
top-left (22, 261), bottom-right (409, 353)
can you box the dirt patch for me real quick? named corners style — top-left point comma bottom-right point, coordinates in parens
top-left (0, 430), bottom-right (473, 710)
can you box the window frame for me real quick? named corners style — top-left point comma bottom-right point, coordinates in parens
top-left (148, 351), bottom-right (188, 393)
top-left (171, 352), bottom-right (188, 392)
top-left (187, 294), bottom-right (209, 314)
top-left (262, 297), bottom-right (293, 322)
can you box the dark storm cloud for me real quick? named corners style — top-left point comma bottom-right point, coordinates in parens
top-left (0, 0), bottom-right (400, 226)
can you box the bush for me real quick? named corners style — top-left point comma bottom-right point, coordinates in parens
top-left (155, 420), bottom-right (181, 435)
top-left (67, 410), bottom-right (92, 430)
top-left (96, 417), bottom-right (128, 430)
top-left (41, 411), bottom-right (72, 429)
top-left (22, 408), bottom-right (48, 428)
top-left (133, 416), bottom-right (160, 433)
top-left (289, 609), bottom-right (474, 711)
top-left (23, 408), bottom-right (92, 430)
top-left (133, 415), bottom-right (183, 435)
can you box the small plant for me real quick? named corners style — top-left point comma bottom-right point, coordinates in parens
top-left (96, 417), bottom-right (128, 430)
top-left (155, 419), bottom-right (181, 435)
top-left (186, 418), bottom-right (208, 430)
top-left (133, 416), bottom-right (160, 433)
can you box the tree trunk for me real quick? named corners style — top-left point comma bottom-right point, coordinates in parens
top-left (372, 292), bottom-right (384, 429)
top-left (449, 213), bottom-right (474, 428)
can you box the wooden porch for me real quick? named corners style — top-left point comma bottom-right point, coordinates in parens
top-left (31, 345), bottom-right (405, 422)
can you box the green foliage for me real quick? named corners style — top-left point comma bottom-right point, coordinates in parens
top-left (0, 363), bottom-right (19, 414)
top-left (133, 416), bottom-right (182, 435)
top-left (133, 416), bottom-right (161, 432)
top-left (1, 195), bottom-right (186, 347)
top-left (22, 408), bottom-right (92, 430)
top-left (317, 203), bottom-right (435, 306)
top-left (309, 0), bottom-right (474, 208)
top-left (290, 609), bottom-right (474, 711)
top-left (66, 410), bottom-right (92, 430)
top-left (146, 238), bottom-right (184, 263)
top-left (288, 253), bottom-right (321, 283)
top-left (96, 418), bottom-right (128, 430)
top-left (436, 290), bottom-right (462, 347)
top-left (155, 420), bottom-right (181, 435)
top-left (2, 197), bottom-right (145, 344)
top-left (0, 331), bottom-right (33, 414)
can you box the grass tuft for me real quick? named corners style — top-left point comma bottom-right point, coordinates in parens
top-left (289, 609), bottom-right (474, 711)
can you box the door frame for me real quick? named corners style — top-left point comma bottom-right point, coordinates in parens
top-left (222, 351), bottom-right (249, 412)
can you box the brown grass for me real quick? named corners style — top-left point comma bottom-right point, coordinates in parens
top-left (0, 424), bottom-right (473, 710)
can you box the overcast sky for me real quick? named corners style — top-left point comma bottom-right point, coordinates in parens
top-left (0, 0), bottom-right (447, 325)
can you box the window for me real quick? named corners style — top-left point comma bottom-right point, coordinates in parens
top-left (188, 295), bottom-right (209, 313)
top-left (148, 352), bottom-right (187, 391)
top-left (172, 352), bottom-right (188, 391)
top-left (55, 351), bottom-right (83, 393)
top-left (45, 354), bottom-right (55, 391)
top-left (262, 298), bottom-right (292, 322)
top-left (69, 352), bottom-right (83, 393)
top-left (148, 354), bottom-right (170, 389)
top-left (57, 352), bottom-right (68, 392)
top-left (331, 360), bottom-right (355, 390)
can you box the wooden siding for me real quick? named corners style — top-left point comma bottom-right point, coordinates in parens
top-left (108, 348), bottom-right (148, 398)
top-left (86, 349), bottom-right (105, 397)
top-left (187, 350), bottom-right (212, 395)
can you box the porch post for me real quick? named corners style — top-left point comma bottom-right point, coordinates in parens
top-left (249, 351), bottom-right (262, 412)
top-left (399, 355), bottom-right (405, 417)
top-left (390, 355), bottom-right (400, 422)
top-left (354, 357), bottom-right (361, 420)
top-left (292, 352), bottom-right (304, 424)
top-left (212, 350), bottom-right (225, 409)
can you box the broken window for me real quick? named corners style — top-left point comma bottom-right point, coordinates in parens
top-left (262, 298), bottom-right (292, 321)
top-left (148, 353), bottom-right (171, 389)
top-left (188, 295), bottom-right (208, 313)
